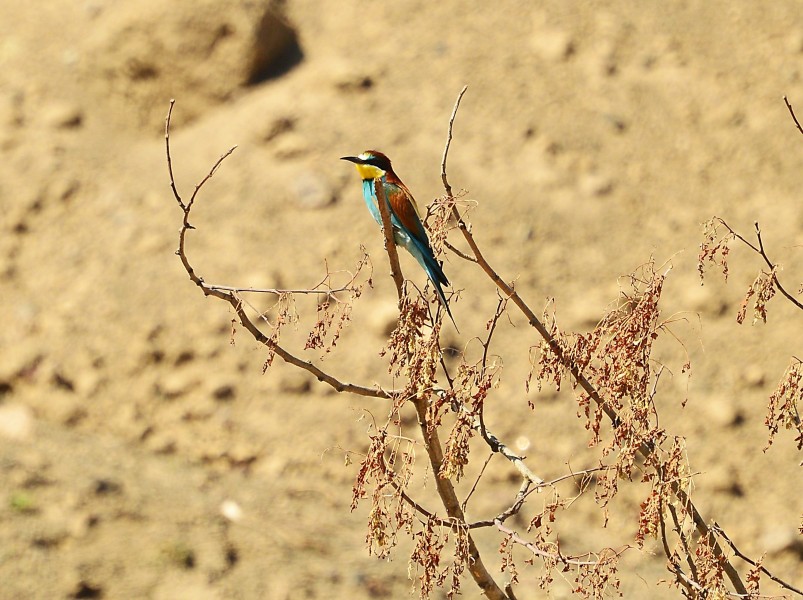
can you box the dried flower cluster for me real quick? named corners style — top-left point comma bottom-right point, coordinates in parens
top-left (699, 216), bottom-right (803, 454)
top-left (351, 429), bottom-right (415, 559)
top-left (737, 268), bottom-right (777, 325)
top-left (766, 357), bottom-right (803, 450)
top-left (699, 217), bottom-right (733, 282)
top-left (534, 262), bottom-right (670, 463)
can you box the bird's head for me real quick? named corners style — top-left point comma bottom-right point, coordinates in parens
top-left (340, 150), bottom-right (393, 180)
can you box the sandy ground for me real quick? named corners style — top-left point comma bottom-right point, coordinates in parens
top-left (1, 1), bottom-right (801, 598)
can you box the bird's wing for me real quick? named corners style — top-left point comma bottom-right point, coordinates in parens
top-left (383, 181), bottom-right (428, 245)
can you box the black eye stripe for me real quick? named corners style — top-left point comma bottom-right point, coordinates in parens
top-left (364, 155), bottom-right (391, 171)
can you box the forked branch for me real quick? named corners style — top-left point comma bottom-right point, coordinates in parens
top-left (165, 100), bottom-right (385, 400)
top-left (711, 218), bottom-right (803, 313)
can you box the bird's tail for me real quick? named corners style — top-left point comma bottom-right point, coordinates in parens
top-left (408, 238), bottom-right (458, 332)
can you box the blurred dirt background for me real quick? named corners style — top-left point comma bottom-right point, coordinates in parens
top-left (1, 1), bottom-right (801, 598)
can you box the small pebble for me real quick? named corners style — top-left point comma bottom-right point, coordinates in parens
top-left (42, 102), bottom-right (83, 129)
top-left (531, 28), bottom-right (575, 62)
top-left (761, 527), bottom-right (803, 557)
top-left (220, 499), bottom-right (243, 522)
top-left (739, 365), bottom-right (765, 388)
top-left (291, 171), bottom-right (334, 209)
top-left (701, 395), bottom-right (744, 428)
top-left (0, 403), bottom-right (34, 441)
top-left (157, 371), bottom-right (200, 399)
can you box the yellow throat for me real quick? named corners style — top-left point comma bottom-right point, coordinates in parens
top-left (354, 162), bottom-right (385, 180)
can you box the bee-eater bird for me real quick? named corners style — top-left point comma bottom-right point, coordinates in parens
top-left (341, 150), bottom-right (456, 329)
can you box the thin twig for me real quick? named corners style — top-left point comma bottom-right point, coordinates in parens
top-left (207, 262), bottom-right (369, 296)
top-left (445, 239), bottom-right (478, 262)
top-left (487, 477), bottom-right (531, 527)
top-left (377, 450), bottom-right (440, 523)
top-left (660, 502), bottom-right (705, 597)
top-left (481, 294), bottom-right (507, 373)
top-left (712, 522), bottom-right (803, 596)
top-left (468, 466), bottom-right (607, 529)
top-left (658, 499), bottom-right (691, 595)
top-left (475, 295), bottom-right (507, 444)
top-left (165, 100), bottom-right (184, 211)
top-left (462, 452), bottom-right (494, 513)
top-left (206, 284), bottom-right (358, 295)
top-left (465, 403), bottom-right (544, 487)
top-left (494, 519), bottom-right (632, 567)
top-left (718, 218), bottom-right (803, 311)
top-left (783, 96), bottom-right (803, 136)
top-left (441, 85), bottom-right (468, 199)
top-left (668, 501), bottom-right (699, 586)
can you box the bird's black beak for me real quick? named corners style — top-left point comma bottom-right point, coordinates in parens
top-left (340, 156), bottom-right (363, 164)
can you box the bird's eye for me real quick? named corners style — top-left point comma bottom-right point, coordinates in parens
top-left (368, 157), bottom-right (388, 170)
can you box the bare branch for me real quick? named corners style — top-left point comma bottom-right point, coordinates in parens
top-left (658, 498), bottom-right (693, 596)
top-left (206, 284), bottom-right (350, 294)
top-left (753, 224), bottom-right (802, 311)
top-left (712, 522), bottom-right (803, 596)
top-left (377, 447), bottom-right (441, 523)
top-left (410, 395), bottom-right (510, 599)
top-left (468, 466), bottom-right (608, 529)
top-left (441, 85), bottom-right (468, 199)
top-left (205, 264), bottom-right (368, 296)
top-left (444, 239), bottom-right (478, 262)
top-left (668, 501), bottom-right (699, 586)
top-left (462, 398), bottom-right (544, 487)
top-left (462, 452), bottom-right (494, 513)
top-left (717, 218), bottom-right (803, 312)
top-left (165, 100), bottom-right (183, 210)
top-left (481, 294), bottom-right (507, 373)
top-left (784, 95), bottom-right (803, 136)
top-left (497, 477), bottom-right (531, 520)
top-left (374, 178), bottom-right (405, 301)
top-left (165, 102), bottom-right (386, 401)
top-left (494, 519), bottom-right (631, 567)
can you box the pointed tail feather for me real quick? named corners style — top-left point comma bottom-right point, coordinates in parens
top-left (428, 269), bottom-right (458, 332)
top-left (406, 236), bottom-right (458, 332)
